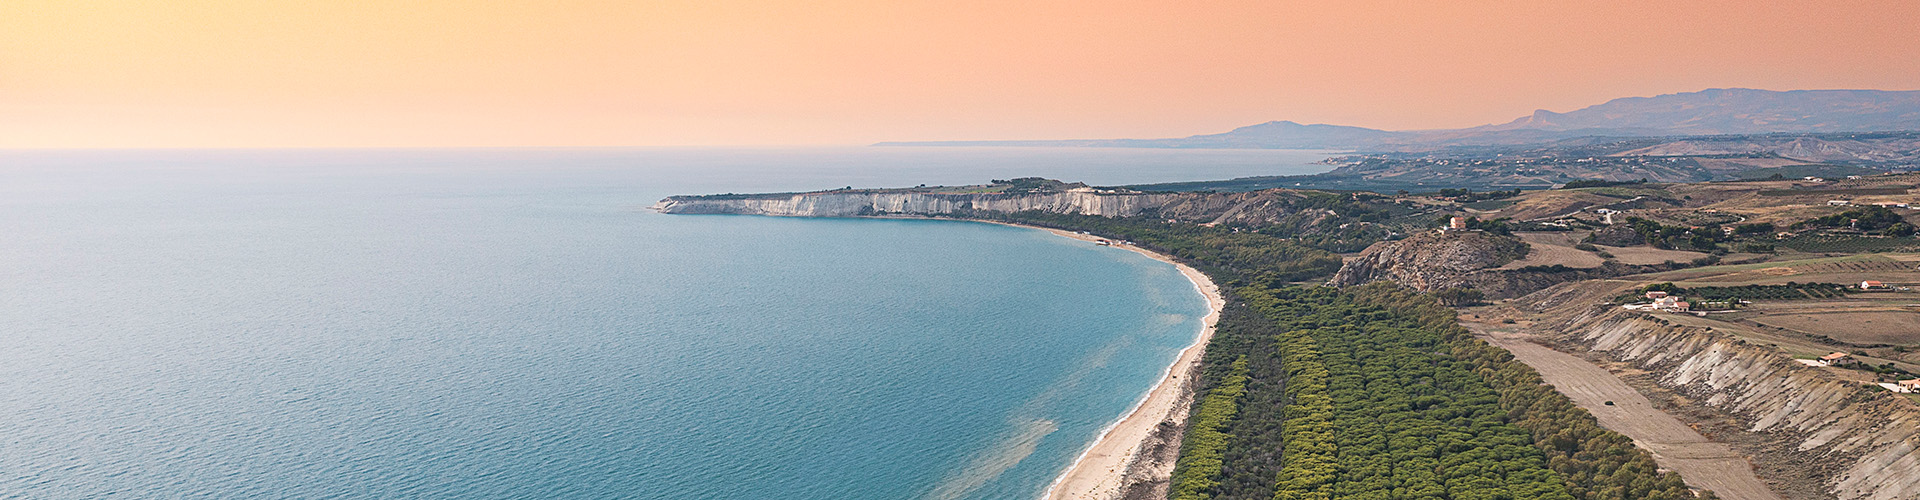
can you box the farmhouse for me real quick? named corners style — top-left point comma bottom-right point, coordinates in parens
top-left (1651, 296), bottom-right (1689, 312)
top-left (1645, 291), bottom-right (1669, 299)
top-left (1861, 280), bottom-right (1889, 290)
top-left (1899, 379), bottom-right (1920, 394)
top-left (1819, 352), bottom-right (1859, 367)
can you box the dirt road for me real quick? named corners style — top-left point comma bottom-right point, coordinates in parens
top-left (1466, 321), bottom-right (1786, 500)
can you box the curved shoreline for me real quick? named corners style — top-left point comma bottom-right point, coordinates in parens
top-left (643, 212), bottom-right (1224, 497)
top-left (985, 222), bottom-right (1224, 500)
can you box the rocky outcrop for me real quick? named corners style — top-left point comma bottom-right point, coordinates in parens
top-left (1329, 231), bottom-right (1531, 291)
top-left (1524, 291), bottom-right (1920, 500)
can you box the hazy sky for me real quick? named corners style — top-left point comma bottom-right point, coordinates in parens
top-left (4, 0), bottom-right (1918, 148)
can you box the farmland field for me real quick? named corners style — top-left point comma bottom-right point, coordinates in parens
top-left (1638, 254), bottom-right (1920, 286)
top-left (1779, 235), bottom-right (1920, 253)
top-left (1751, 310), bottom-right (1920, 345)
top-left (1501, 244), bottom-right (1605, 269)
top-left (1516, 231), bottom-right (1589, 247)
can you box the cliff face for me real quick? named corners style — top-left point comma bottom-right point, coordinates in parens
top-left (654, 188), bottom-right (1373, 230)
top-left (1523, 287), bottom-right (1920, 500)
top-left (654, 191), bottom-right (1184, 218)
top-left (656, 186), bottom-right (1430, 254)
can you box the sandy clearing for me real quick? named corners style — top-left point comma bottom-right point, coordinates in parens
top-left (986, 223), bottom-right (1224, 500)
top-left (1467, 322), bottom-right (1786, 500)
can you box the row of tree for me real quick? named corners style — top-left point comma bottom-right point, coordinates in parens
top-left (1242, 285), bottom-right (1578, 500)
top-left (1349, 286), bottom-right (1705, 500)
top-left (1639, 281), bottom-right (1852, 301)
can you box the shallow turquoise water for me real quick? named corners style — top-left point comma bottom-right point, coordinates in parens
top-left (0, 148), bottom-right (1325, 499)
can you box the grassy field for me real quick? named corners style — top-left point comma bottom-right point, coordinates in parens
top-left (1462, 198), bottom-right (1518, 211)
top-left (1749, 310), bottom-right (1920, 345)
top-left (1503, 232), bottom-right (1607, 269)
top-left (1778, 235), bottom-right (1920, 253)
top-left (1515, 231), bottom-right (1587, 246)
top-left (1635, 254), bottom-right (1916, 284)
top-left (1758, 187), bottom-right (1912, 197)
top-left (1501, 241), bottom-right (1606, 269)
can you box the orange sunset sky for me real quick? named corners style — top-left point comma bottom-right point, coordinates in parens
top-left (4, 0), bottom-right (1918, 148)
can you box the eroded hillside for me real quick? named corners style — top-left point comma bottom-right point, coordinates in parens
top-left (1505, 281), bottom-right (1920, 500)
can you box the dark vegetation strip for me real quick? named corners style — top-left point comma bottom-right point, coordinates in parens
top-left (1171, 357), bottom-right (1252, 500)
top-left (1248, 285), bottom-right (1574, 500)
top-left (1211, 304), bottom-right (1291, 500)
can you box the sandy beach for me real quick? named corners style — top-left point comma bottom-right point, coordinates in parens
top-left (993, 223), bottom-right (1224, 500)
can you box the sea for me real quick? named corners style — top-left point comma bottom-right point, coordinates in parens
top-left (0, 147), bottom-right (1332, 499)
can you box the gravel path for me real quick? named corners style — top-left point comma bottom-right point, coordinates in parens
top-left (1466, 322), bottom-right (1787, 500)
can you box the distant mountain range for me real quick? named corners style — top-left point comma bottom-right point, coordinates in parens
top-left (876, 89), bottom-right (1920, 150)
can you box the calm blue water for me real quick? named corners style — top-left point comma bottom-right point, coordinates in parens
top-left (0, 147), bottom-right (1329, 499)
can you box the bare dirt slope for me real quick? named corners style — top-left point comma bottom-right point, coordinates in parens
top-left (1465, 320), bottom-right (1787, 500)
top-left (1506, 280), bottom-right (1920, 500)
